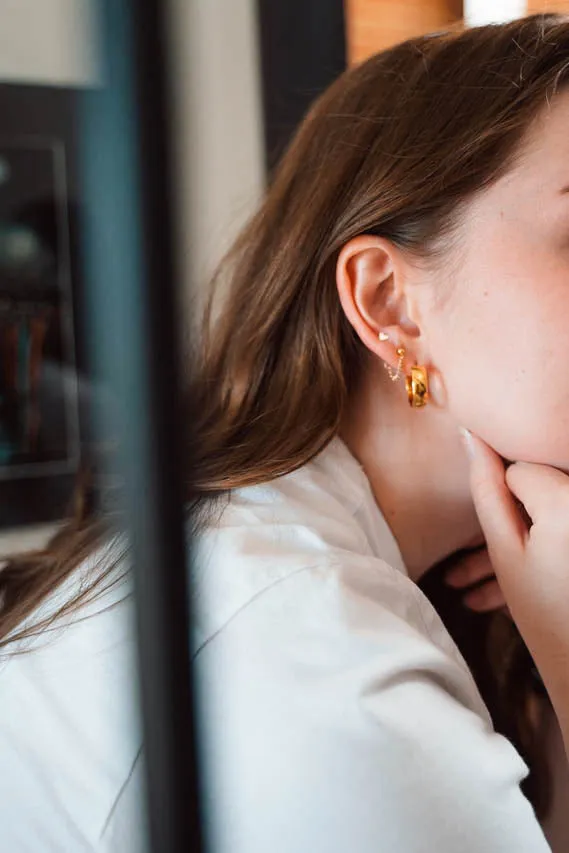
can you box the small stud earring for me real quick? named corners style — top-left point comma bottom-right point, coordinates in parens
top-left (379, 331), bottom-right (389, 342)
top-left (385, 346), bottom-right (406, 382)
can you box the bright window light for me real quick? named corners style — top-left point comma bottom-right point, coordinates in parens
top-left (464, 0), bottom-right (526, 26)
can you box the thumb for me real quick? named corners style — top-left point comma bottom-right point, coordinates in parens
top-left (460, 429), bottom-right (527, 571)
top-left (505, 460), bottom-right (569, 528)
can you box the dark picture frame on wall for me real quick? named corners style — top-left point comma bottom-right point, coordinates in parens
top-left (256, 0), bottom-right (347, 172)
top-left (0, 84), bottom-right (91, 528)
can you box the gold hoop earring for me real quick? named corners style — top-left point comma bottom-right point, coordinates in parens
top-left (385, 347), bottom-right (405, 382)
top-left (406, 365), bottom-right (429, 408)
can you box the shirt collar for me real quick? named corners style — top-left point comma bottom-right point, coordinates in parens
top-left (314, 437), bottom-right (408, 578)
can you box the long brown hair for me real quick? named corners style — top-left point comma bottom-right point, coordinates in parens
top-left (3, 12), bottom-right (569, 820)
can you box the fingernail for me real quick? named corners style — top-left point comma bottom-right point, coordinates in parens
top-left (459, 427), bottom-right (475, 459)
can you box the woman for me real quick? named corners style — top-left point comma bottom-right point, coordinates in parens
top-left (2, 13), bottom-right (569, 852)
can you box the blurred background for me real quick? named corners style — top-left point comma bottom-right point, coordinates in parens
top-left (0, 0), bottom-right (568, 546)
top-left (0, 1), bottom-right (568, 851)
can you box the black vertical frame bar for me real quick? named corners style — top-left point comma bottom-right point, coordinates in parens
top-left (256, 0), bottom-right (347, 172)
top-left (79, 2), bottom-right (203, 852)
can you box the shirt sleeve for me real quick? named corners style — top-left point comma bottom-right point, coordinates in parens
top-left (194, 560), bottom-right (552, 853)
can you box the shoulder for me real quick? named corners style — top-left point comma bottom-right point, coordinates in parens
top-left (194, 552), bottom-right (547, 853)
top-left (193, 481), bottom-right (463, 677)
top-left (194, 484), bottom-right (492, 726)
top-left (194, 538), bottom-right (488, 722)
top-left (0, 537), bottom-right (143, 852)
top-left (190, 458), bottom-right (551, 850)
top-left (192, 455), bottom-right (385, 653)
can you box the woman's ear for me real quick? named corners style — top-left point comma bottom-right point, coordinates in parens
top-left (336, 235), bottom-right (419, 368)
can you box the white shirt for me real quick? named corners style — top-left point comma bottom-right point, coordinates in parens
top-left (193, 437), bottom-right (552, 853)
top-left (0, 541), bottom-right (148, 853)
top-left (0, 437), bottom-right (554, 851)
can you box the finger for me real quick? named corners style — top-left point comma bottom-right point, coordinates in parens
top-left (506, 461), bottom-right (569, 526)
top-left (460, 430), bottom-right (527, 565)
top-left (445, 549), bottom-right (494, 589)
top-left (463, 579), bottom-right (507, 613)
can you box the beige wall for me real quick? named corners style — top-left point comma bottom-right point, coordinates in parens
top-left (0, 0), bottom-right (100, 86)
top-left (168, 0), bottom-right (266, 317)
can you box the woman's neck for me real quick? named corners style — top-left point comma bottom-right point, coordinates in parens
top-left (341, 365), bottom-right (484, 582)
